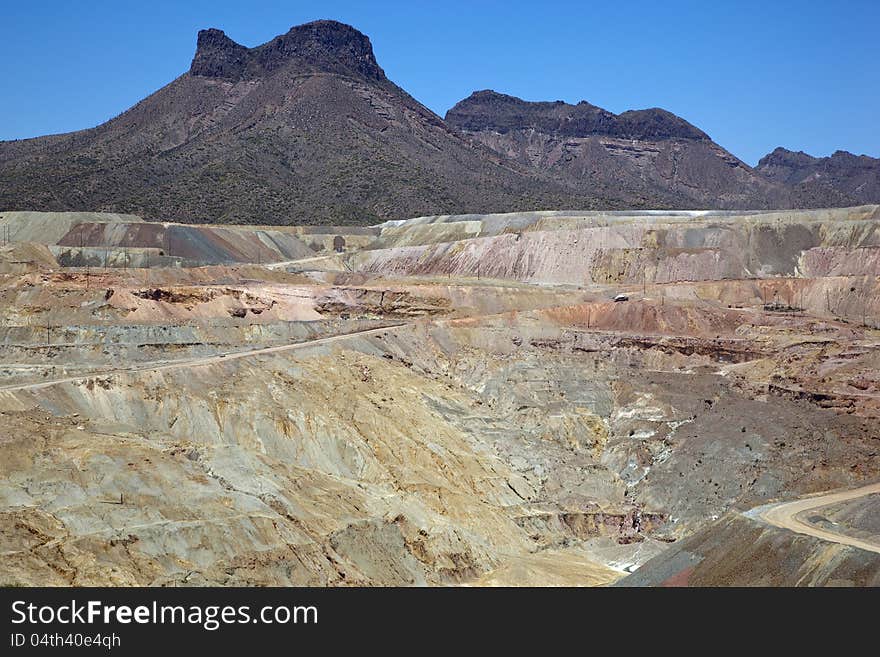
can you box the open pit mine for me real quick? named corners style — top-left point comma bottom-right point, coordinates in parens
top-left (1, 206), bottom-right (879, 587)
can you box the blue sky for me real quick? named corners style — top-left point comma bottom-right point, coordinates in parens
top-left (1, 0), bottom-right (877, 164)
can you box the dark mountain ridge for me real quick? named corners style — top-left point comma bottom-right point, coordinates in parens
top-left (446, 89), bottom-right (710, 141)
top-left (0, 21), bottom-right (601, 225)
top-left (189, 21), bottom-right (386, 82)
top-left (446, 90), bottom-right (786, 210)
top-left (1, 20), bottom-right (877, 224)
top-left (756, 147), bottom-right (880, 207)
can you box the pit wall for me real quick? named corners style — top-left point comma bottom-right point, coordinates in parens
top-left (0, 318), bottom-right (387, 350)
top-left (355, 208), bottom-right (880, 288)
top-left (659, 276), bottom-right (880, 326)
top-left (50, 246), bottom-right (184, 268)
top-left (1, 212), bottom-right (379, 267)
top-left (0, 211), bottom-right (141, 244)
top-left (56, 223), bottom-right (315, 265)
top-left (617, 513), bottom-right (880, 586)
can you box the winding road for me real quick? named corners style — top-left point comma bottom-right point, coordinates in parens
top-left (757, 481), bottom-right (880, 555)
top-left (0, 323), bottom-right (405, 394)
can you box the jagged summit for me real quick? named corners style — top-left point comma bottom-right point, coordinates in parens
top-left (446, 90), bottom-right (710, 141)
top-left (758, 146), bottom-right (871, 168)
top-left (189, 20), bottom-right (385, 81)
top-left (756, 146), bottom-right (880, 205)
top-left (757, 147), bottom-right (817, 168)
top-left (442, 89), bottom-right (782, 209)
top-left (190, 28), bottom-right (251, 79)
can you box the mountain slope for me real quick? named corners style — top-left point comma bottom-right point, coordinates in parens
top-left (0, 21), bottom-right (603, 225)
top-left (445, 90), bottom-right (789, 210)
top-left (4, 22), bottom-right (877, 223)
top-left (756, 147), bottom-right (880, 208)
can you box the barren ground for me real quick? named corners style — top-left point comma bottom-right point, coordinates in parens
top-left (1, 207), bottom-right (878, 586)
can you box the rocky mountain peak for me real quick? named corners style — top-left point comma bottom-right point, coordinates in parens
top-left (189, 20), bottom-right (385, 82)
top-left (256, 20), bottom-right (385, 79)
top-left (757, 147), bottom-right (817, 168)
top-left (446, 90), bottom-right (709, 141)
top-left (190, 28), bottom-right (251, 79)
top-left (615, 107), bottom-right (709, 141)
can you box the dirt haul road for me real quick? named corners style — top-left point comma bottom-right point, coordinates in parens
top-left (757, 482), bottom-right (880, 554)
top-left (0, 323), bottom-right (405, 394)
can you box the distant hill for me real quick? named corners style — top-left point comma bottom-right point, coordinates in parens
top-left (445, 90), bottom-right (789, 210)
top-left (756, 147), bottom-right (880, 208)
top-left (0, 21), bottom-right (603, 225)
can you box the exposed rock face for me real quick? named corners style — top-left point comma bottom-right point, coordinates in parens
top-left (446, 90), bottom-right (788, 210)
top-left (756, 147), bottom-right (880, 207)
top-left (189, 21), bottom-right (386, 82)
top-left (821, 494), bottom-right (880, 540)
top-left (354, 206), bottom-right (880, 291)
top-left (617, 513), bottom-right (880, 586)
top-left (757, 147), bottom-right (820, 180)
top-left (189, 28), bottom-right (252, 79)
top-left (446, 90), bottom-right (709, 141)
top-left (0, 22), bottom-right (595, 225)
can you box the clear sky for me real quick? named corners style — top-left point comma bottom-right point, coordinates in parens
top-left (1, 0), bottom-right (877, 165)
